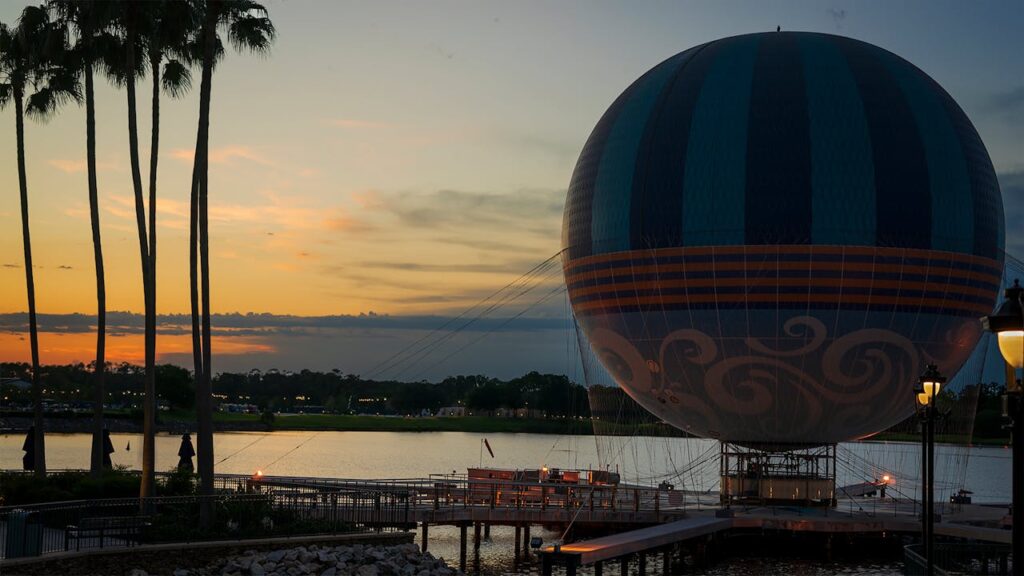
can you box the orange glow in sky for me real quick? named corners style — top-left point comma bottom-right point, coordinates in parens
top-left (0, 331), bottom-right (274, 366)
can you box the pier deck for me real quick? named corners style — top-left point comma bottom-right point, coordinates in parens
top-left (542, 516), bottom-right (730, 566)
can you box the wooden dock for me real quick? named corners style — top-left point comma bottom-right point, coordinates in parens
top-left (538, 506), bottom-right (1014, 575)
top-left (1, 470), bottom-right (1012, 573)
top-left (540, 516), bottom-right (730, 574)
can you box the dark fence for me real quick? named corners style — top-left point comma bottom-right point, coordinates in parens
top-left (904, 542), bottom-right (1012, 575)
top-left (208, 472), bottom-right (685, 515)
top-left (0, 487), bottom-right (411, 560)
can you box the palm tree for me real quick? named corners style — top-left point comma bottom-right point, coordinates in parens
top-left (0, 6), bottom-right (78, 479)
top-left (49, 0), bottom-right (115, 479)
top-left (111, 0), bottom-right (160, 499)
top-left (190, 0), bottom-right (274, 499)
top-left (106, 0), bottom-right (195, 499)
top-left (136, 0), bottom-right (196, 498)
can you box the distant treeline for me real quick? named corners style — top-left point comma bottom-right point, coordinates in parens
top-left (0, 362), bottom-right (592, 418)
top-left (0, 362), bottom-right (1012, 440)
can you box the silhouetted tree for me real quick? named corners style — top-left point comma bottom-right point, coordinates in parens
top-left (190, 0), bottom-right (275, 502)
top-left (49, 0), bottom-right (116, 478)
top-left (1, 6), bottom-right (79, 478)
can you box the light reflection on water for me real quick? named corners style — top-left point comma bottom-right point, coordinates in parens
top-left (0, 430), bottom-right (1006, 575)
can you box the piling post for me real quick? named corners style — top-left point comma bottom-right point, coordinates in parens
top-left (541, 554), bottom-right (553, 576)
top-left (619, 555), bottom-right (629, 576)
top-left (663, 546), bottom-right (671, 574)
top-left (594, 560), bottom-right (603, 576)
top-left (638, 552), bottom-right (647, 576)
top-left (514, 525), bottom-right (521, 562)
top-left (524, 525), bottom-right (531, 560)
top-left (421, 522), bottom-right (429, 553)
top-left (484, 522), bottom-right (490, 540)
top-left (566, 559), bottom-right (577, 576)
top-left (459, 523), bottom-right (468, 573)
top-left (474, 522), bottom-right (482, 551)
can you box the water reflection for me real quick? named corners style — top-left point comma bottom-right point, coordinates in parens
top-left (0, 430), bottom-right (1007, 575)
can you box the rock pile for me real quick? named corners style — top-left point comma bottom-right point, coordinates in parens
top-left (154, 543), bottom-right (462, 576)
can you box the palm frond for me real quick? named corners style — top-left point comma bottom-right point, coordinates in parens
top-left (0, 82), bottom-right (12, 109)
top-left (26, 73), bottom-right (81, 120)
top-left (94, 29), bottom-right (146, 87)
top-left (226, 14), bottom-right (275, 55)
top-left (162, 57), bottom-right (191, 97)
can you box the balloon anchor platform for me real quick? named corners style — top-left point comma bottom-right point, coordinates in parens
top-left (718, 442), bottom-right (838, 507)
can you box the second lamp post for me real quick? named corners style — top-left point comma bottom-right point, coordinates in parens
top-left (915, 363), bottom-right (946, 576)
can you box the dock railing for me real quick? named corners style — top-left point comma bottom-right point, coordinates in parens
top-left (219, 472), bottom-right (689, 519)
top-left (0, 485), bottom-right (411, 560)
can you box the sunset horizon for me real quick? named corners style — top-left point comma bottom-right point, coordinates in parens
top-left (3, 0), bottom-right (1021, 378)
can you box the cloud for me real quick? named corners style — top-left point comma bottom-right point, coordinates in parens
top-left (106, 194), bottom-right (367, 235)
top-left (366, 188), bottom-right (564, 236)
top-left (48, 159), bottom-right (121, 174)
top-left (0, 311), bottom-right (565, 336)
top-left (354, 260), bottom-right (541, 274)
top-left (434, 236), bottom-right (548, 255)
top-left (987, 87), bottom-right (1024, 121)
top-left (2, 263), bottom-right (19, 269)
top-left (170, 145), bottom-right (275, 167)
top-left (57, 265), bottom-right (74, 270)
top-left (499, 132), bottom-right (579, 163)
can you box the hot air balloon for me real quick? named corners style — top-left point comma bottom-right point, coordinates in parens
top-left (563, 32), bottom-right (1004, 449)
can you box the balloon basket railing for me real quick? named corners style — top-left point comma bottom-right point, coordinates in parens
top-left (719, 442), bottom-right (837, 507)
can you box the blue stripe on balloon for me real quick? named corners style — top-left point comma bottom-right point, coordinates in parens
top-left (629, 43), bottom-right (720, 250)
top-left (837, 37), bottom-right (932, 250)
top-left (745, 33), bottom-right (813, 244)
top-left (564, 79), bottom-right (644, 259)
top-left (878, 52), bottom-right (975, 254)
top-left (590, 53), bottom-right (688, 255)
top-left (799, 35), bottom-right (876, 246)
top-left (930, 84), bottom-right (1005, 259)
top-left (681, 35), bottom-right (760, 246)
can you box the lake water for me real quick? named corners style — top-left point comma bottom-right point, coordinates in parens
top-left (0, 431), bottom-right (1012, 575)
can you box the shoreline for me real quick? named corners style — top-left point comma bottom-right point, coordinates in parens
top-left (0, 412), bottom-right (1011, 446)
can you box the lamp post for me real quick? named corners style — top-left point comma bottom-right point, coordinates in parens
top-left (915, 363), bottom-right (945, 576)
top-left (981, 278), bottom-right (1024, 574)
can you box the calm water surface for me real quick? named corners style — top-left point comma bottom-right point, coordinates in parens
top-left (0, 431), bottom-right (1009, 575)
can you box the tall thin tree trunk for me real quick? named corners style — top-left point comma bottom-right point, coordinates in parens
top-left (15, 91), bottom-right (45, 478)
top-left (85, 62), bottom-right (107, 478)
top-left (193, 1), bottom-right (218, 510)
top-left (126, 17), bottom-right (156, 500)
top-left (146, 54), bottom-right (160, 485)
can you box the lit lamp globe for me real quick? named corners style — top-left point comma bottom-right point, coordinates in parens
top-left (982, 280), bottom-right (1024, 386)
top-left (915, 364), bottom-right (945, 407)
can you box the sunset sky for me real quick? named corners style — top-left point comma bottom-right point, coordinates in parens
top-left (1, 0), bottom-right (1021, 378)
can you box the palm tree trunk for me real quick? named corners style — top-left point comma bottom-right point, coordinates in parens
top-left (125, 18), bottom-right (156, 501)
top-left (193, 0), bottom-right (219, 507)
top-left (14, 90), bottom-right (45, 478)
top-left (85, 62), bottom-right (107, 478)
top-left (146, 53), bottom-right (160, 485)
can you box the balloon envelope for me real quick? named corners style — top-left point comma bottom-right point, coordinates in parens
top-left (563, 32), bottom-right (1004, 446)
